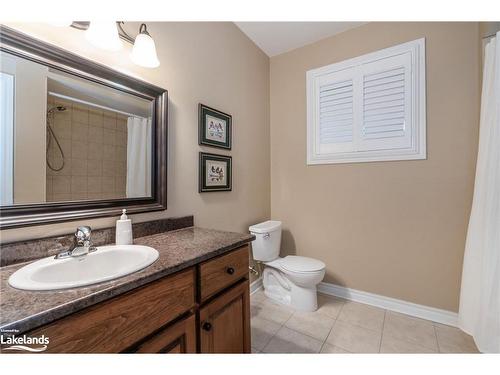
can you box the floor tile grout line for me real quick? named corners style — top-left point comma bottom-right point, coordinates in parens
top-left (334, 301), bottom-right (384, 354)
top-left (319, 317), bottom-right (337, 352)
top-left (254, 313), bottom-right (291, 327)
top-left (378, 309), bottom-right (387, 353)
top-left (330, 343), bottom-right (355, 353)
top-left (279, 312), bottom-right (328, 347)
top-left (318, 311), bottom-right (340, 353)
top-left (381, 331), bottom-right (443, 353)
top-left (335, 317), bottom-right (385, 334)
top-left (251, 298), bottom-right (285, 352)
top-left (315, 298), bottom-right (347, 351)
top-left (256, 295), bottom-right (342, 353)
top-left (258, 300), bottom-right (295, 353)
top-left (252, 293), bottom-right (477, 354)
top-left (260, 311), bottom-right (287, 352)
top-left (261, 314), bottom-right (296, 354)
top-left (260, 330), bottom-right (277, 353)
top-left (254, 295), bottom-right (387, 352)
top-left (433, 324), bottom-right (442, 353)
top-left (254, 319), bottom-right (287, 352)
top-left (384, 309), bottom-right (442, 352)
top-left (335, 299), bottom-right (388, 334)
top-left (318, 299), bottom-right (346, 353)
top-left (321, 312), bottom-right (355, 354)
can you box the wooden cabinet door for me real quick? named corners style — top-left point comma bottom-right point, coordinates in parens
top-left (133, 314), bottom-right (196, 353)
top-left (199, 280), bottom-right (250, 353)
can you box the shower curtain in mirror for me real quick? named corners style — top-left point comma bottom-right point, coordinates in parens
top-left (0, 72), bottom-right (14, 205)
top-left (459, 32), bottom-right (500, 353)
top-left (126, 116), bottom-right (152, 198)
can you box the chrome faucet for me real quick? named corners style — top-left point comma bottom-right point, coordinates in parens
top-left (54, 226), bottom-right (97, 259)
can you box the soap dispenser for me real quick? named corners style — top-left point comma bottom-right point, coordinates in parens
top-left (115, 209), bottom-right (133, 245)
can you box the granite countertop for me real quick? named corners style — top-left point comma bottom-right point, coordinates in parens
top-left (0, 227), bottom-right (254, 334)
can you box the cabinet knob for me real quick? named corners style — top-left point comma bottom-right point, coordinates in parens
top-left (202, 322), bottom-right (212, 331)
top-left (226, 267), bottom-right (235, 275)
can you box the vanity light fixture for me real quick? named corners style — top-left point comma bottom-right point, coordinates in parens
top-left (130, 24), bottom-right (160, 68)
top-left (68, 21), bottom-right (160, 68)
top-left (85, 21), bottom-right (123, 51)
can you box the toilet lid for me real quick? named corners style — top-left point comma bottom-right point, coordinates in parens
top-left (280, 256), bottom-right (325, 273)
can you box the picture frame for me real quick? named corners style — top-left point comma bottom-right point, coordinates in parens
top-left (199, 152), bottom-right (232, 192)
top-left (199, 103), bottom-right (232, 150)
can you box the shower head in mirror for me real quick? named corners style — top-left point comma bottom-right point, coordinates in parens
top-left (47, 106), bottom-right (67, 114)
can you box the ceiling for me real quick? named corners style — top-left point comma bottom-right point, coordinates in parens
top-left (235, 22), bottom-right (366, 57)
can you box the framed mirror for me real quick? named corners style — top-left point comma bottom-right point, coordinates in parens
top-left (0, 26), bottom-right (167, 228)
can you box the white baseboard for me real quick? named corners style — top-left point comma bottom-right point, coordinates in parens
top-left (250, 277), bottom-right (263, 294)
top-left (318, 282), bottom-right (458, 327)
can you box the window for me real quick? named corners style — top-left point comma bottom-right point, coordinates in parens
top-left (306, 38), bottom-right (426, 164)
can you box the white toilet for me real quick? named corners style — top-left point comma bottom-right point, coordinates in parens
top-left (249, 220), bottom-right (325, 311)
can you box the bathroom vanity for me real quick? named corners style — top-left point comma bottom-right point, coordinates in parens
top-left (29, 246), bottom-right (249, 353)
top-left (0, 217), bottom-right (254, 353)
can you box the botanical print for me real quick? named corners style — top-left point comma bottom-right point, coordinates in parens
top-left (205, 160), bottom-right (227, 186)
top-left (205, 114), bottom-right (227, 143)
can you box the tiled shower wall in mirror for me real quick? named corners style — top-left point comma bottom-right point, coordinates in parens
top-left (46, 97), bottom-right (128, 202)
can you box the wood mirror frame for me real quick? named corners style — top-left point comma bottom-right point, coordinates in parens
top-left (0, 26), bottom-right (167, 229)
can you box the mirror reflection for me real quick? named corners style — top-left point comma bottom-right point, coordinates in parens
top-left (0, 51), bottom-right (154, 206)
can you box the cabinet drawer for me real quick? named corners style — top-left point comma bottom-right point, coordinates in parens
top-left (199, 245), bottom-right (249, 302)
top-left (29, 268), bottom-right (195, 353)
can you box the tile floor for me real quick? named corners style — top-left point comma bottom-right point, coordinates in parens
top-left (250, 290), bottom-right (479, 353)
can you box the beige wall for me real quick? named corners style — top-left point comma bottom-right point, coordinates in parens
top-left (0, 22), bottom-right (270, 244)
top-left (270, 22), bottom-right (480, 312)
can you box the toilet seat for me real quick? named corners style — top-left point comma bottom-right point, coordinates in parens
top-left (279, 256), bottom-right (325, 273)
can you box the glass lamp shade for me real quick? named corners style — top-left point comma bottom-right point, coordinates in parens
top-left (131, 32), bottom-right (160, 68)
top-left (85, 22), bottom-right (122, 51)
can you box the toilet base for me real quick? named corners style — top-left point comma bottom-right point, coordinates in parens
top-left (262, 267), bottom-right (319, 312)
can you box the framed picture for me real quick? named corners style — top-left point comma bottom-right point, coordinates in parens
top-left (199, 104), bottom-right (232, 150)
top-left (199, 152), bottom-right (232, 192)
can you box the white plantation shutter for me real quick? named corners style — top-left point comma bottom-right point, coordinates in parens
top-left (360, 53), bottom-right (412, 151)
top-left (307, 38), bottom-right (426, 164)
top-left (315, 67), bottom-right (356, 156)
top-left (319, 79), bottom-right (354, 145)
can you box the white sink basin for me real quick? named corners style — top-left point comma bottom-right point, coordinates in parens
top-left (8, 245), bottom-right (159, 291)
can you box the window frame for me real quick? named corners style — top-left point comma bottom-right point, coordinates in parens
top-left (306, 38), bottom-right (426, 165)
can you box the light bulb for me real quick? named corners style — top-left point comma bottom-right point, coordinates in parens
top-left (85, 21), bottom-right (122, 51)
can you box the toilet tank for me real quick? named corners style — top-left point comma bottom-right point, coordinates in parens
top-left (249, 220), bottom-right (282, 262)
